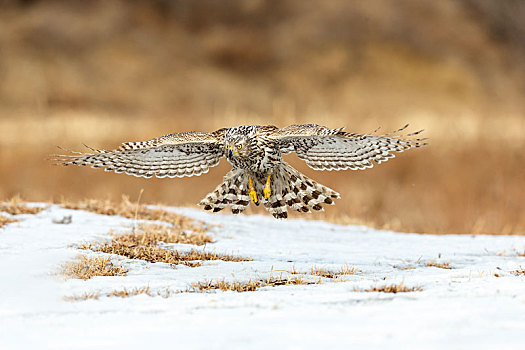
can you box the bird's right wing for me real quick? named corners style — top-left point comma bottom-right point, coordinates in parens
top-left (52, 128), bottom-right (227, 178)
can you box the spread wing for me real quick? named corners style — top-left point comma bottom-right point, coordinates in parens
top-left (52, 129), bottom-right (227, 178)
top-left (268, 124), bottom-right (427, 170)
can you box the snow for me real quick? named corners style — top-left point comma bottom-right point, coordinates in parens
top-left (1, 204), bottom-right (525, 350)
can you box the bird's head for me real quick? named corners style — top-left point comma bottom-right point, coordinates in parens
top-left (225, 136), bottom-right (249, 159)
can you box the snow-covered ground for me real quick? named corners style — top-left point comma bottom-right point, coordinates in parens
top-left (1, 204), bottom-right (524, 350)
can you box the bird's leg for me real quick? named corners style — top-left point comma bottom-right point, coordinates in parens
top-left (248, 177), bottom-right (259, 205)
top-left (263, 174), bottom-right (271, 199)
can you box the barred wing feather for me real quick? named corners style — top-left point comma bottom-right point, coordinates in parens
top-left (53, 130), bottom-right (226, 178)
top-left (269, 124), bottom-right (427, 171)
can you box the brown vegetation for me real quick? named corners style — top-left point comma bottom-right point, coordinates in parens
top-left (512, 268), bottom-right (525, 276)
top-left (61, 255), bottom-right (128, 280)
top-left (0, 196), bottom-right (47, 215)
top-left (1, 1), bottom-right (524, 234)
top-left (311, 265), bottom-right (360, 278)
top-left (190, 279), bottom-right (263, 292)
top-left (0, 214), bottom-right (18, 229)
top-left (65, 274), bottom-right (320, 301)
top-left (79, 237), bottom-right (249, 268)
top-left (288, 264), bottom-right (360, 279)
top-left (190, 275), bottom-right (320, 293)
top-left (67, 197), bottom-right (221, 266)
top-left (393, 264), bottom-right (417, 270)
top-left (426, 261), bottom-right (452, 269)
top-left (61, 197), bottom-right (209, 233)
top-left (63, 197), bottom-right (214, 243)
top-left (66, 277), bottom-right (428, 301)
top-left (77, 220), bottom-right (247, 268)
top-left (67, 197), bottom-right (246, 268)
top-left (64, 286), bottom-right (176, 301)
top-left (118, 223), bottom-right (213, 246)
top-left (361, 283), bottom-right (423, 293)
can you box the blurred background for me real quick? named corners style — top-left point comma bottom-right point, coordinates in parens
top-left (0, 0), bottom-right (523, 234)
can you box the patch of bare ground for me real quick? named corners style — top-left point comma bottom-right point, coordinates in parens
top-left (512, 267), bottom-right (525, 276)
top-left (190, 275), bottom-right (320, 293)
top-left (64, 292), bottom-right (102, 301)
top-left (61, 196), bottom-right (209, 233)
top-left (61, 255), bottom-right (128, 280)
top-left (0, 214), bottom-right (17, 228)
top-left (64, 286), bottom-right (177, 301)
top-left (288, 264), bottom-right (360, 280)
top-left (66, 276), bottom-right (319, 301)
top-left (0, 195), bottom-right (47, 215)
top-left (190, 280), bottom-right (264, 292)
top-left (72, 199), bottom-right (245, 266)
top-left (426, 261), bottom-right (452, 269)
top-left (393, 264), bottom-right (417, 270)
top-left (311, 265), bottom-right (360, 278)
top-left (360, 282), bottom-right (423, 293)
top-left (78, 229), bottom-right (249, 268)
top-left (124, 223), bottom-right (213, 246)
top-left (67, 196), bottom-right (239, 267)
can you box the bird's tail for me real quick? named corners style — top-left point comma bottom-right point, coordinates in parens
top-left (260, 162), bottom-right (340, 219)
top-left (199, 163), bottom-right (340, 219)
top-left (198, 169), bottom-right (252, 215)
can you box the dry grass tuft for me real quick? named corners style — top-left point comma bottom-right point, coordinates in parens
top-left (0, 195), bottom-right (47, 215)
top-left (265, 275), bottom-right (320, 287)
top-left (63, 292), bottom-right (101, 301)
top-left (310, 268), bottom-right (337, 278)
top-left (127, 223), bottom-right (213, 246)
top-left (288, 264), bottom-right (360, 278)
top-left (79, 231), bottom-right (248, 268)
top-left (361, 282), bottom-right (423, 293)
top-left (190, 275), bottom-right (319, 293)
top-left (426, 261), bottom-right (452, 269)
top-left (517, 251), bottom-right (525, 257)
top-left (73, 202), bottom-right (247, 267)
top-left (107, 286), bottom-right (152, 298)
top-left (393, 264), bottom-right (417, 270)
top-left (65, 286), bottom-right (177, 301)
top-left (66, 275), bottom-right (318, 301)
top-left (310, 265), bottom-right (360, 278)
top-left (190, 280), bottom-right (263, 292)
top-left (512, 267), bottom-right (525, 276)
top-left (61, 255), bottom-right (128, 280)
top-left (105, 286), bottom-right (173, 298)
top-left (61, 196), bottom-right (208, 233)
top-left (0, 214), bottom-right (17, 228)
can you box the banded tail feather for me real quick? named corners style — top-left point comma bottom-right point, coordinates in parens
top-left (198, 169), bottom-right (251, 214)
top-left (264, 163), bottom-right (340, 218)
top-left (198, 163), bottom-right (340, 219)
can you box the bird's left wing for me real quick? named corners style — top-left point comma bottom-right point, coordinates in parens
top-left (52, 129), bottom-right (227, 178)
top-left (268, 124), bottom-right (427, 170)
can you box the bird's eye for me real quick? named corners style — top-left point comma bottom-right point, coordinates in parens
top-left (236, 144), bottom-right (242, 150)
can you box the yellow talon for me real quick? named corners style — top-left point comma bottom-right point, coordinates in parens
top-left (263, 174), bottom-right (271, 199)
top-left (248, 177), bottom-right (258, 204)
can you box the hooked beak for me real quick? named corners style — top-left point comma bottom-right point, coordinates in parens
top-left (228, 146), bottom-right (237, 157)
